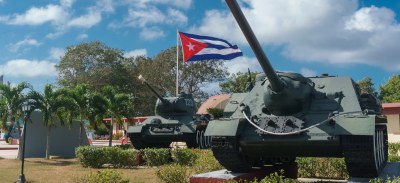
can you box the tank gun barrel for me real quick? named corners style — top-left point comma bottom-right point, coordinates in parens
top-left (225, 0), bottom-right (284, 92)
top-left (138, 75), bottom-right (168, 103)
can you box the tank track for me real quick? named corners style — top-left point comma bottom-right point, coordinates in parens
top-left (129, 133), bottom-right (170, 150)
top-left (211, 136), bottom-right (253, 172)
top-left (342, 124), bottom-right (388, 178)
top-left (129, 133), bottom-right (146, 150)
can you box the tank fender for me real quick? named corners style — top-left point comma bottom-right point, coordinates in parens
top-left (204, 118), bottom-right (246, 136)
top-left (334, 115), bottom-right (381, 136)
top-left (180, 124), bottom-right (196, 133)
top-left (127, 125), bottom-right (143, 133)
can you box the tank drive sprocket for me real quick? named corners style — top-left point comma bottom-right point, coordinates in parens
top-left (342, 124), bottom-right (388, 178)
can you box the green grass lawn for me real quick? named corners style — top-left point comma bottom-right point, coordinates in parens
top-left (0, 158), bottom-right (159, 183)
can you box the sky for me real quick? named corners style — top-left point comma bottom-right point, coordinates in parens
top-left (0, 0), bottom-right (399, 94)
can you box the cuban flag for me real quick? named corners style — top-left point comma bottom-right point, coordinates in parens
top-left (179, 32), bottom-right (243, 62)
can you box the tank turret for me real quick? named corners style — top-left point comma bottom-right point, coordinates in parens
top-left (226, 0), bottom-right (313, 116)
top-left (138, 75), bottom-right (196, 116)
top-left (204, 0), bottom-right (388, 178)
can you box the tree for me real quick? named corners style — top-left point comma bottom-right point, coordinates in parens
top-left (101, 86), bottom-right (134, 146)
top-left (380, 75), bottom-right (400, 102)
top-left (0, 82), bottom-right (32, 134)
top-left (357, 77), bottom-right (375, 95)
top-left (27, 84), bottom-right (75, 159)
top-left (220, 71), bottom-right (257, 93)
top-left (56, 41), bottom-right (134, 92)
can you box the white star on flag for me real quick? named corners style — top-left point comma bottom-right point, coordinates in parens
top-left (187, 42), bottom-right (195, 51)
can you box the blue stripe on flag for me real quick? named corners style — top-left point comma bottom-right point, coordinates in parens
top-left (187, 52), bottom-right (243, 62)
top-left (206, 43), bottom-right (239, 50)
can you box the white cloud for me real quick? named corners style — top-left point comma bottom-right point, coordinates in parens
top-left (68, 10), bottom-right (101, 28)
top-left (77, 33), bottom-right (88, 40)
top-left (124, 0), bottom-right (192, 10)
top-left (300, 68), bottom-right (317, 77)
top-left (96, 0), bottom-right (114, 13)
top-left (200, 82), bottom-right (220, 94)
top-left (0, 59), bottom-right (57, 77)
top-left (8, 38), bottom-right (41, 52)
top-left (345, 6), bottom-right (395, 32)
top-left (124, 49), bottom-right (147, 58)
top-left (167, 8), bottom-right (187, 25)
top-left (60, 0), bottom-right (75, 8)
top-left (125, 7), bottom-right (165, 27)
top-left (140, 27), bottom-right (165, 40)
top-left (224, 56), bottom-right (261, 74)
top-left (49, 47), bottom-right (65, 60)
top-left (124, 7), bottom-right (188, 27)
top-left (5, 4), bottom-right (68, 25)
top-left (118, 3), bottom-right (188, 40)
top-left (192, 0), bottom-right (400, 71)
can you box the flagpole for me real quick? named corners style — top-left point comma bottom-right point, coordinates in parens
top-left (176, 29), bottom-right (179, 96)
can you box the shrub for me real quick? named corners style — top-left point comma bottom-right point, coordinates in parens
top-left (389, 143), bottom-right (400, 156)
top-left (103, 147), bottom-right (138, 168)
top-left (76, 146), bottom-right (108, 168)
top-left (115, 144), bottom-right (133, 150)
top-left (94, 127), bottom-right (109, 136)
top-left (80, 169), bottom-right (129, 183)
top-left (113, 132), bottom-right (124, 140)
top-left (296, 157), bottom-right (348, 179)
top-left (389, 155), bottom-right (400, 162)
top-left (256, 170), bottom-right (296, 183)
top-left (172, 148), bottom-right (198, 166)
top-left (143, 148), bottom-right (171, 166)
top-left (156, 164), bottom-right (191, 183)
top-left (76, 146), bottom-right (138, 168)
top-left (206, 108), bottom-right (224, 119)
top-left (193, 149), bottom-right (223, 174)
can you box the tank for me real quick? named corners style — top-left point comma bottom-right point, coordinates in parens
top-left (204, 0), bottom-right (388, 178)
top-left (127, 75), bottom-right (211, 149)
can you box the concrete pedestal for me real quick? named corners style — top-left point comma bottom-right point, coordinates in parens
top-left (190, 163), bottom-right (297, 183)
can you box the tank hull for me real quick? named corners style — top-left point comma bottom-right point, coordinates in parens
top-left (205, 76), bottom-right (388, 177)
top-left (127, 115), bottom-right (210, 149)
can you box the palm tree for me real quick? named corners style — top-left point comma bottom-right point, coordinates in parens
top-left (66, 84), bottom-right (91, 145)
top-left (67, 84), bottom-right (108, 145)
top-left (101, 86), bottom-right (134, 146)
top-left (27, 84), bottom-right (74, 159)
top-left (0, 82), bottom-right (32, 135)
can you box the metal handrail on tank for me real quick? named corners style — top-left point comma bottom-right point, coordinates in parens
top-left (225, 0), bottom-right (284, 92)
top-left (138, 75), bottom-right (168, 103)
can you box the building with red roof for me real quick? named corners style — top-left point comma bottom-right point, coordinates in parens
top-left (382, 102), bottom-right (400, 142)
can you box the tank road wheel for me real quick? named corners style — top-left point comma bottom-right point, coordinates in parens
top-left (342, 124), bottom-right (388, 178)
top-left (196, 130), bottom-right (211, 149)
top-left (211, 136), bottom-right (252, 172)
top-left (129, 133), bottom-right (147, 150)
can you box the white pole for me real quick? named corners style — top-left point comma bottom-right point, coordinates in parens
top-left (176, 29), bottom-right (179, 96)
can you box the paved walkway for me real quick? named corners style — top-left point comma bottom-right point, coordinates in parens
top-left (0, 139), bottom-right (18, 159)
top-left (0, 139), bottom-right (123, 159)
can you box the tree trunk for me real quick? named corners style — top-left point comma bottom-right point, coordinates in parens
top-left (108, 118), bottom-right (113, 147)
top-left (46, 126), bottom-right (51, 159)
top-left (80, 122), bottom-right (84, 145)
top-left (79, 115), bottom-right (84, 146)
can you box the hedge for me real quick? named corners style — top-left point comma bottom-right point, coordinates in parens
top-left (76, 146), bottom-right (138, 168)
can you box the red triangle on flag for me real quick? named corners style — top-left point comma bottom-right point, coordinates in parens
top-left (179, 32), bottom-right (208, 62)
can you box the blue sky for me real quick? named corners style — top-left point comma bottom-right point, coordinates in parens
top-left (0, 0), bottom-right (399, 94)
